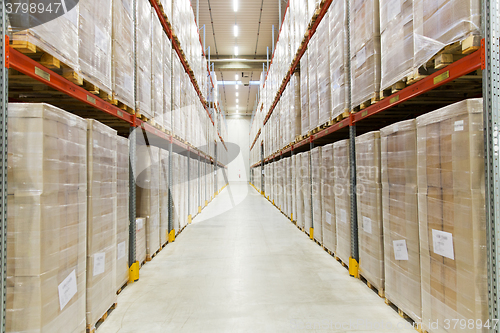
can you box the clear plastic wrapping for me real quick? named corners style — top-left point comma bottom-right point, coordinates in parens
top-left (160, 149), bottom-right (169, 246)
top-left (308, 33), bottom-right (319, 130)
top-left (136, 0), bottom-right (152, 118)
top-left (116, 136), bottom-right (130, 291)
top-left (152, 12), bottom-right (164, 126)
top-left (300, 50), bottom-right (310, 135)
top-left (329, 0), bottom-right (348, 119)
top-left (380, 119), bottom-right (421, 323)
top-left (163, 35), bottom-right (172, 132)
top-left (135, 217), bottom-right (147, 264)
top-left (416, 99), bottom-right (487, 333)
top-left (11, 7), bottom-right (80, 72)
top-left (295, 155), bottom-right (303, 227)
top-left (321, 143), bottom-right (336, 253)
top-left (413, 0), bottom-right (481, 70)
top-left (356, 131), bottom-right (384, 292)
top-left (317, 13), bottom-right (331, 126)
top-left (171, 153), bottom-right (180, 232)
top-left (291, 73), bottom-right (302, 140)
top-left (350, 0), bottom-right (381, 107)
top-left (136, 145), bottom-right (160, 258)
top-left (311, 147), bottom-right (323, 243)
top-left (286, 157), bottom-right (293, 219)
top-left (334, 139), bottom-right (351, 265)
top-left (302, 152), bottom-right (312, 233)
top-left (380, 0), bottom-right (414, 90)
top-left (86, 119), bottom-right (117, 329)
top-left (7, 103), bottom-right (87, 333)
top-left (112, 0), bottom-right (135, 108)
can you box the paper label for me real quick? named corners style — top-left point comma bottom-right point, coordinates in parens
top-left (454, 120), bottom-right (464, 132)
top-left (356, 47), bottom-right (366, 69)
top-left (362, 216), bottom-right (372, 234)
top-left (339, 209), bottom-right (347, 224)
top-left (136, 219), bottom-right (143, 230)
top-left (432, 229), bottom-right (455, 260)
top-left (93, 252), bottom-right (106, 276)
top-left (326, 212), bottom-right (332, 225)
top-left (393, 240), bottom-right (409, 260)
top-left (117, 241), bottom-right (126, 260)
top-left (95, 25), bottom-right (108, 52)
top-left (58, 270), bottom-right (77, 310)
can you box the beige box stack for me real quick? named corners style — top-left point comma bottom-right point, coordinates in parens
top-left (86, 119), bottom-right (117, 330)
top-left (321, 143), bottom-right (335, 253)
top-left (308, 33), bottom-right (319, 130)
top-left (416, 99), bottom-right (487, 333)
top-left (295, 154), bottom-right (304, 228)
top-left (116, 136), bottom-right (130, 292)
top-left (135, 217), bottom-right (147, 265)
top-left (302, 152), bottom-right (312, 233)
top-left (136, 0), bottom-right (153, 118)
top-left (172, 152), bottom-right (181, 232)
top-left (380, 0), bottom-right (413, 90)
top-left (356, 131), bottom-right (384, 293)
top-left (329, 0), bottom-right (348, 119)
top-left (380, 119), bottom-right (421, 323)
top-left (79, 0), bottom-right (112, 94)
top-left (7, 103), bottom-right (87, 333)
top-left (291, 154), bottom-right (297, 221)
top-left (112, 0), bottom-right (135, 108)
top-left (334, 139), bottom-right (351, 265)
top-left (311, 147), bottom-right (323, 243)
top-left (291, 73), bottom-right (302, 140)
top-left (160, 149), bottom-right (170, 245)
top-left (163, 35), bottom-right (172, 132)
top-left (136, 145), bottom-right (161, 259)
top-left (350, 0), bottom-right (381, 107)
top-left (152, 12), bottom-right (164, 126)
top-left (300, 50), bottom-right (310, 135)
top-left (317, 12), bottom-right (331, 126)
top-left (10, 5), bottom-right (79, 72)
top-left (413, 0), bottom-right (481, 70)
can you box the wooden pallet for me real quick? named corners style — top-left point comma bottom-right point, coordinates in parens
top-left (334, 110), bottom-right (350, 122)
top-left (384, 298), bottom-right (425, 333)
top-left (116, 281), bottom-right (128, 295)
top-left (353, 94), bottom-right (380, 112)
top-left (136, 113), bottom-right (149, 122)
top-left (111, 98), bottom-right (135, 115)
top-left (86, 302), bottom-right (117, 333)
top-left (359, 274), bottom-right (385, 298)
top-left (146, 247), bottom-right (161, 262)
top-left (334, 255), bottom-right (349, 269)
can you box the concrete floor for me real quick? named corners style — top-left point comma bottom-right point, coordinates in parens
top-left (99, 182), bottom-right (417, 333)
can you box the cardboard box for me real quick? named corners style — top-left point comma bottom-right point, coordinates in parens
top-left (136, 217), bottom-right (147, 264)
top-left (321, 143), bottom-right (336, 252)
top-left (116, 136), bottom-right (130, 291)
top-left (311, 147), bottom-right (323, 243)
top-left (334, 139), bottom-right (351, 264)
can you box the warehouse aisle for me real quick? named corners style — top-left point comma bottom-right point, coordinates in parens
top-left (99, 183), bottom-right (416, 333)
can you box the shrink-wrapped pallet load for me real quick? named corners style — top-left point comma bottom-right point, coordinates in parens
top-left (171, 153), bottom-right (180, 232)
top-left (308, 33), bottom-right (319, 130)
top-left (356, 131), bottom-right (384, 294)
top-left (380, 0), bottom-right (414, 90)
top-left (329, 0), bottom-right (348, 119)
top-left (287, 157), bottom-right (293, 219)
top-left (136, 0), bottom-right (153, 118)
top-left (334, 139), bottom-right (351, 265)
top-left (160, 149), bottom-right (170, 245)
top-left (381, 119), bottom-right (421, 324)
top-left (302, 152), bottom-right (312, 234)
top-left (86, 119), bottom-right (117, 330)
top-left (311, 147), bottom-right (323, 243)
top-left (317, 12), bottom-right (331, 126)
top-left (163, 35), bottom-right (172, 132)
top-left (416, 99), bottom-right (487, 333)
top-left (291, 73), bottom-right (302, 141)
top-left (291, 155), bottom-right (297, 222)
top-left (321, 143), bottom-right (335, 252)
top-left (413, 0), bottom-right (481, 70)
top-left (300, 50), bottom-right (310, 135)
top-left (10, 5), bottom-right (79, 73)
top-left (116, 136), bottom-right (130, 292)
top-left (7, 103), bottom-right (87, 333)
top-left (136, 217), bottom-right (147, 265)
top-left (136, 145), bottom-right (160, 260)
top-left (350, 0), bottom-right (381, 107)
top-left (112, 0), bottom-right (135, 109)
top-left (296, 153), bottom-right (304, 228)
top-left (79, 0), bottom-right (112, 95)
top-left (152, 13), bottom-right (164, 126)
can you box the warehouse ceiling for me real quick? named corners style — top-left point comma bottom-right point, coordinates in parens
top-left (196, 0), bottom-right (282, 116)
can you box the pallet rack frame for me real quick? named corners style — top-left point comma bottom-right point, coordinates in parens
top-left (250, 0), bottom-right (500, 327)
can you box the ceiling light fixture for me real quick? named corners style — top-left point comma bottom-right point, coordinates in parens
top-left (233, 0), bottom-right (238, 12)
top-left (235, 84), bottom-right (239, 90)
top-left (234, 46), bottom-right (238, 56)
top-left (235, 74), bottom-right (238, 80)
top-left (236, 99), bottom-right (239, 103)
top-left (234, 25), bottom-right (238, 37)
top-left (236, 92), bottom-right (239, 97)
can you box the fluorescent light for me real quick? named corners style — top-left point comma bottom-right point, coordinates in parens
top-left (236, 99), bottom-right (239, 103)
top-left (235, 74), bottom-right (238, 80)
top-left (236, 92), bottom-right (239, 97)
top-left (234, 25), bottom-right (238, 37)
top-left (233, 0), bottom-right (238, 12)
top-left (235, 85), bottom-right (239, 89)
top-left (234, 46), bottom-right (238, 56)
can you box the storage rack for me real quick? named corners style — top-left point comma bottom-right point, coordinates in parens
top-left (0, 1), bottom-right (228, 330)
top-left (249, 0), bottom-right (500, 328)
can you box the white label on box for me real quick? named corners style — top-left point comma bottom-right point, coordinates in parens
top-left (356, 47), bottom-right (366, 69)
top-left (95, 25), bottom-right (108, 52)
top-left (432, 229), bottom-right (455, 260)
top-left (339, 209), bottom-right (347, 224)
top-left (454, 120), bottom-right (464, 132)
top-left (393, 240), bottom-right (409, 260)
top-left (93, 252), bottom-right (106, 276)
top-left (58, 270), bottom-right (77, 311)
top-left (117, 241), bottom-right (126, 260)
top-left (262, 170), bottom-right (265, 175)
top-left (362, 216), bottom-right (372, 234)
top-left (326, 212), bottom-right (332, 225)
top-left (136, 219), bottom-right (143, 230)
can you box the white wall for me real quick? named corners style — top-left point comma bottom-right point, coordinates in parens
top-left (226, 116), bottom-right (250, 182)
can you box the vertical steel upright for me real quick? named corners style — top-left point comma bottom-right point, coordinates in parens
top-left (0, 1), bottom-right (7, 330)
top-left (483, 0), bottom-right (500, 328)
